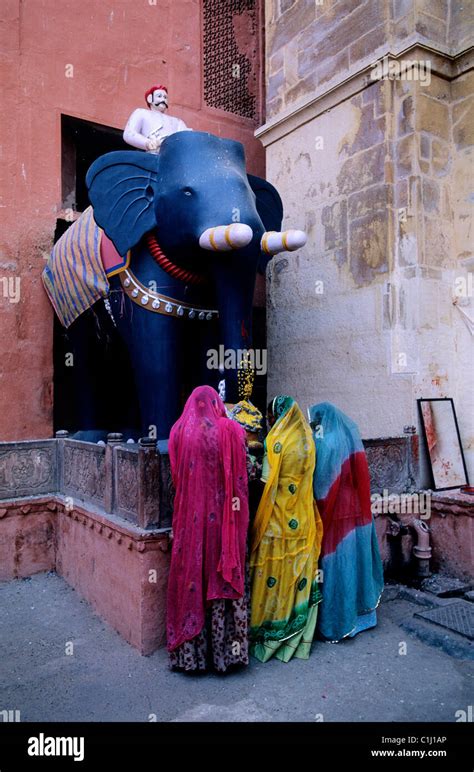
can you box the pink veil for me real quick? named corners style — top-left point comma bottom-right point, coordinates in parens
top-left (167, 385), bottom-right (249, 652)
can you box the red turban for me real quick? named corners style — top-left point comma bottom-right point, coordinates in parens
top-left (145, 85), bottom-right (168, 107)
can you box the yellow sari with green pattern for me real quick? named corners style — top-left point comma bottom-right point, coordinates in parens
top-left (250, 397), bottom-right (323, 662)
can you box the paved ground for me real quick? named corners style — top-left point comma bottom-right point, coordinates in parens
top-left (0, 573), bottom-right (472, 723)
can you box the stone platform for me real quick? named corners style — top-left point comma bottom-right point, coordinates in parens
top-left (0, 438), bottom-right (172, 655)
top-left (0, 433), bottom-right (472, 655)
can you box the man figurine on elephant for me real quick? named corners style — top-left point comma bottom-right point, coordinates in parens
top-left (123, 84), bottom-right (190, 154)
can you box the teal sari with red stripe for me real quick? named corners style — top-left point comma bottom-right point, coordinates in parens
top-left (309, 402), bottom-right (384, 642)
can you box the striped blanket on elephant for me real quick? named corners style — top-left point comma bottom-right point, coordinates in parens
top-left (42, 207), bottom-right (110, 328)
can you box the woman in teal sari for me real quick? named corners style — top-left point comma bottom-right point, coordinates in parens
top-left (309, 402), bottom-right (384, 642)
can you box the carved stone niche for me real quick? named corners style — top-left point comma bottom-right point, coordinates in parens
top-left (114, 445), bottom-right (140, 525)
top-left (139, 445), bottom-right (162, 529)
top-left (114, 444), bottom-right (166, 529)
top-left (0, 440), bottom-right (58, 500)
top-left (62, 439), bottom-right (107, 509)
top-left (363, 436), bottom-right (419, 495)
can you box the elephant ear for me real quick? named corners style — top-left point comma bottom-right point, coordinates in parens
top-left (86, 151), bottom-right (160, 255)
top-left (247, 174), bottom-right (284, 274)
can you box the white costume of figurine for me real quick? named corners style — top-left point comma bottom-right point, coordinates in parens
top-left (123, 85), bottom-right (190, 153)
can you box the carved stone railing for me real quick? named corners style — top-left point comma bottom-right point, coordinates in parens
top-left (0, 433), bottom-right (418, 520)
top-left (0, 436), bottom-right (173, 529)
top-left (0, 440), bottom-right (59, 499)
top-left (61, 439), bottom-right (107, 511)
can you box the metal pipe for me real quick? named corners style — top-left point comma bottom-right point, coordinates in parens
top-left (411, 518), bottom-right (432, 577)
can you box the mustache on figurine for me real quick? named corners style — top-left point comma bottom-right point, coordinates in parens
top-left (145, 84), bottom-right (169, 113)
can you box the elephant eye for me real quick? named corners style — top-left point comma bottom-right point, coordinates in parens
top-left (182, 187), bottom-right (194, 197)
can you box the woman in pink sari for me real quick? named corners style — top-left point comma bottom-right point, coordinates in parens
top-left (167, 385), bottom-right (250, 672)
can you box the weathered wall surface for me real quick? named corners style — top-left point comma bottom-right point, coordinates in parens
top-left (266, 0), bottom-right (390, 119)
top-left (260, 0), bottom-right (473, 481)
top-left (264, 82), bottom-right (414, 437)
top-left (0, 499), bottom-right (56, 581)
top-left (0, 495), bottom-right (171, 654)
top-left (265, 0), bottom-right (474, 119)
top-left (56, 503), bottom-right (170, 654)
top-left (0, 0), bottom-right (264, 440)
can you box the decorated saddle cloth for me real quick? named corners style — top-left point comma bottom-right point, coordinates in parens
top-left (42, 206), bottom-right (128, 328)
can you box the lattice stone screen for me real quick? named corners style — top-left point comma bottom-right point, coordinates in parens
top-left (202, 0), bottom-right (260, 121)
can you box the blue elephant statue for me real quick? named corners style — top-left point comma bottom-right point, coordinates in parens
top-left (43, 130), bottom-right (306, 440)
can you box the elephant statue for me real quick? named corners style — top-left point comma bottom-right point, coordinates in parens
top-left (43, 130), bottom-right (306, 440)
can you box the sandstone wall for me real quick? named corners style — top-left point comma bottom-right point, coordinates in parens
top-left (259, 0), bottom-right (473, 481)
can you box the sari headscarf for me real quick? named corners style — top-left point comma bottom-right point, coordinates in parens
top-left (250, 397), bottom-right (323, 661)
top-left (167, 385), bottom-right (249, 652)
top-left (309, 402), bottom-right (384, 641)
top-left (271, 395), bottom-right (294, 421)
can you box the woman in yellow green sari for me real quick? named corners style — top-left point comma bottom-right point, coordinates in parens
top-left (250, 396), bottom-right (323, 662)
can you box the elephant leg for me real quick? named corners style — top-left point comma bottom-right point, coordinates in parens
top-left (56, 310), bottom-right (101, 431)
top-left (56, 302), bottom-right (116, 432)
top-left (132, 336), bottom-right (184, 439)
top-left (55, 301), bottom-right (141, 438)
top-left (108, 289), bottom-right (185, 440)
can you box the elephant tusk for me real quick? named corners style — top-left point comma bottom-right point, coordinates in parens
top-left (261, 229), bottom-right (307, 255)
top-left (199, 224), bottom-right (253, 251)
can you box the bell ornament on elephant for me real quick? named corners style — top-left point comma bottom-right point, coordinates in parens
top-left (42, 129), bottom-right (307, 441)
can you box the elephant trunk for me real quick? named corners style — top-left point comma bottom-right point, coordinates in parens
top-left (212, 259), bottom-right (257, 404)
